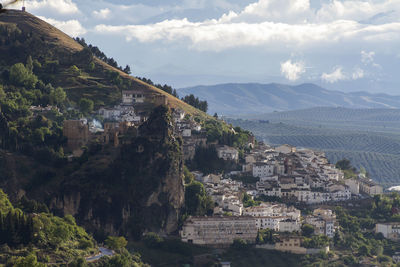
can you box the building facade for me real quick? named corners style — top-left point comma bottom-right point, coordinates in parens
top-left (180, 216), bottom-right (258, 246)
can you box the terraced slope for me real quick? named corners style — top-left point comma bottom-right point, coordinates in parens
top-left (228, 108), bottom-right (400, 186)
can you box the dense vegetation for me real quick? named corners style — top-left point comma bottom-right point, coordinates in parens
top-left (0, 189), bottom-right (95, 264)
top-left (184, 181), bottom-right (214, 216)
top-left (0, 57), bottom-right (69, 163)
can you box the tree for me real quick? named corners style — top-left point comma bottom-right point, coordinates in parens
top-left (9, 63), bottom-right (38, 89)
top-left (184, 181), bottom-right (214, 216)
top-left (123, 65), bottom-right (131, 74)
top-left (301, 224), bottom-right (314, 237)
top-left (105, 236), bottom-right (128, 250)
top-left (13, 253), bottom-right (45, 267)
top-left (181, 94), bottom-right (208, 113)
top-left (0, 85), bottom-right (5, 100)
top-left (79, 98), bottom-right (94, 115)
top-left (256, 231), bottom-right (264, 244)
top-left (335, 159), bottom-right (353, 171)
top-left (26, 56), bottom-right (33, 73)
top-left (183, 165), bottom-right (194, 184)
top-left (49, 87), bottom-right (66, 106)
top-left (358, 245), bottom-right (370, 256)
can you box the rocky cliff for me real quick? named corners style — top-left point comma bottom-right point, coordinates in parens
top-left (0, 106), bottom-right (185, 239)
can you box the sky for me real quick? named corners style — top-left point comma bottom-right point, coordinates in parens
top-left (7, 0), bottom-right (400, 94)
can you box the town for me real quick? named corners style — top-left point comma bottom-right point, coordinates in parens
top-left (57, 88), bottom-right (393, 257)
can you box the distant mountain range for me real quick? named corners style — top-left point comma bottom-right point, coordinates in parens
top-left (179, 83), bottom-right (400, 115)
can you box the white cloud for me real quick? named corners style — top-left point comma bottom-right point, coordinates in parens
top-left (93, 8), bottom-right (111, 19)
top-left (94, 19), bottom-right (400, 51)
top-left (352, 67), bottom-right (364, 80)
top-left (321, 67), bottom-right (347, 83)
top-left (280, 60), bottom-right (305, 81)
top-left (19, 0), bottom-right (79, 15)
top-left (38, 16), bottom-right (86, 37)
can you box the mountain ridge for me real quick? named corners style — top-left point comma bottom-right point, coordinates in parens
top-left (179, 82), bottom-right (400, 115)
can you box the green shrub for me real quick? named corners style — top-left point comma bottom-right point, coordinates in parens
top-left (143, 232), bottom-right (163, 248)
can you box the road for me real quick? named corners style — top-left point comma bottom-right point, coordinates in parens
top-left (86, 247), bottom-right (114, 262)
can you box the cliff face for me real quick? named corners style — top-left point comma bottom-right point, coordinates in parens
top-left (60, 106), bottom-right (184, 239)
top-left (0, 106), bottom-right (185, 239)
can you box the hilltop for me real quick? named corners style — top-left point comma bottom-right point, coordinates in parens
top-left (0, 9), bottom-right (204, 117)
top-left (0, 9), bottom-right (253, 245)
top-left (179, 83), bottom-right (400, 115)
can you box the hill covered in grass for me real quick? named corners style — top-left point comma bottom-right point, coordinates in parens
top-left (179, 83), bottom-right (400, 115)
top-left (228, 107), bottom-right (400, 186)
top-left (0, 9), bottom-right (205, 117)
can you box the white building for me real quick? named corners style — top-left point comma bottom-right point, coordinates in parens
top-left (345, 179), bottom-right (360, 195)
top-left (279, 219), bottom-right (301, 232)
top-left (180, 216), bottom-right (258, 246)
top-left (122, 90), bottom-right (145, 104)
top-left (253, 162), bottom-right (274, 178)
top-left (359, 179), bottom-right (383, 196)
top-left (376, 223), bottom-right (400, 241)
top-left (305, 208), bottom-right (336, 238)
top-left (216, 146), bottom-right (239, 162)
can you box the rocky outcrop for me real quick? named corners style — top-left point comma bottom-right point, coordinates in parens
top-left (53, 106), bottom-right (184, 239)
top-left (0, 106), bottom-right (185, 240)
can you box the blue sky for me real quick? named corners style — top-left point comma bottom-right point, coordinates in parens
top-left (9, 0), bottom-right (400, 93)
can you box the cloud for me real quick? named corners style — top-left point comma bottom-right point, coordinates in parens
top-left (321, 67), bottom-right (346, 83)
top-left (93, 8), bottom-right (111, 19)
top-left (352, 67), bottom-right (364, 80)
top-left (280, 60), bottom-right (305, 81)
top-left (94, 19), bottom-right (400, 51)
top-left (38, 16), bottom-right (86, 37)
top-left (20, 0), bottom-right (79, 15)
top-left (361, 50), bottom-right (375, 64)
top-left (92, 0), bottom-right (400, 51)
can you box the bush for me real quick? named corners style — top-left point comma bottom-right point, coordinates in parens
top-left (105, 236), bottom-right (128, 250)
top-left (143, 232), bottom-right (163, 248)
top-left (79, 98), bottom-right (94, 115)
top-left (302, 224), bottom-right (315, 237)
top-left (69, 65), bottom-right (81, 76)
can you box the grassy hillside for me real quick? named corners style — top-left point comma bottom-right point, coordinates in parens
top-left (228, 108), bottom-right (400, 186)
top-left (0, 10), bottom-right (207, 118)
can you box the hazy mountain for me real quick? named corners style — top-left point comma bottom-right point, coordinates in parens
top-left (179, 83), bottom-right (400, 115)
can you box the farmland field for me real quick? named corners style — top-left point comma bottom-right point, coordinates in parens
top-left (227, 108), bottom-right (400, 187)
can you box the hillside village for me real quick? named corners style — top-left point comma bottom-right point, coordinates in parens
top-left (58, 88), bottom-right (389, 256)
top-left (179, 140), bottom-right (386, 254)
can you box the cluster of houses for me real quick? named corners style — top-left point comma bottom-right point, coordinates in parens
top-left (196, 174), bottom-right (244, 216)
top-left (180, 142), bottom-right (385, 249)
top-left (244, 143), bottom-right (382, 203)
top-left (180, 205), bottom-right (336, 251)
top-left (62, 88), bottom-right (165, 156)
top-left (62, 88), bottom-right (208, 158)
